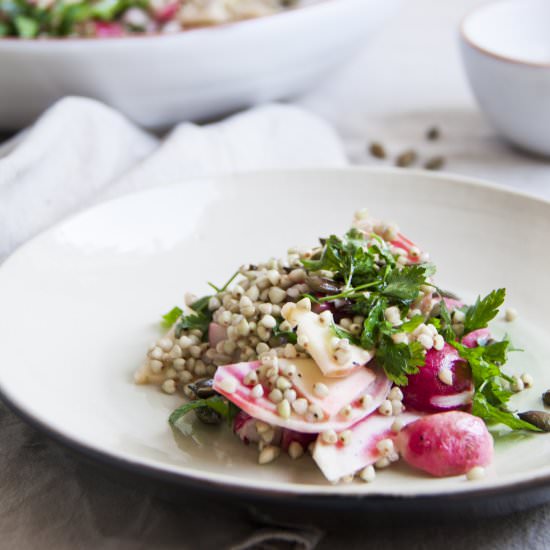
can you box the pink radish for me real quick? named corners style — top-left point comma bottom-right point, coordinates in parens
top-left (390, 232), bottom-right (423, 263)
top-left (154, 1), bottom-right (180, 22)
top-left (94, 22), bottom-right (124, 37)
top-left (208, 322), bottom-right (227, 347)
top-left (312, 412), bottom-right (421, 482)
top-left (463, 328), bottom-right (491, 348)
top-left (396, 411), bottom-right (493, 477)
top-left (233, 411), bottom-right (281, 446)
top-left (281, 429), bottom-right (316, 452)
top-left (402, 343), bottom-right (473, 413)
top-left (443, 297), bottom-right (463, 311)
top-left (213, 360), bottom-right (391, 433)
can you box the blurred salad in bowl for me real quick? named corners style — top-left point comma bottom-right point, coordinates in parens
top-left (0, 0), bottom-right (298, 38)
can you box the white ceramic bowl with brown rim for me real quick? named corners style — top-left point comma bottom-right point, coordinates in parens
top-left (460, 0), bottom-right (550, 157)
top-left (0, 0), bottom-right (400, 130)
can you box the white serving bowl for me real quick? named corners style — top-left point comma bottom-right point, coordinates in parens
top-left (460, 0), bottom-right (550, 157)
top-left (0, 0), bottom-right (399, 130)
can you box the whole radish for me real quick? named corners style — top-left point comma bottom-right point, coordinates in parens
top-left (402, 343), bottom-right (473, 413)
top-left (396, 411), bottom-right (493, 477)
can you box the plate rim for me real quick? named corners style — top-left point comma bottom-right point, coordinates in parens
top-left (1, 166), bottom-right (549, 503)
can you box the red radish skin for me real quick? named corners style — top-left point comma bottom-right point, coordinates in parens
top-left (402, 344), bottom-right (474, 413)
top-left (94, 22), bottom-right (124, 37)
top-left (281, 429), bottom-right (316, 452)
top-left (462, 328), bottom-right (491, 348)
top-left (313, 412), bottom-right (421, 482)
top-left (155, 1), bottom-right (180, 22)
top-left (208, 322), bottom-right (227, 348)
top-left (396, 411), bottom-right (493, 477)
top-left (233, 411), bottom-right (282, 446)
top-left (391, 233), bottom-right (422, 263)
top-left (214, 360), bottom-right (392, 433)
top-left (442, 298), bottom-right (464, 311)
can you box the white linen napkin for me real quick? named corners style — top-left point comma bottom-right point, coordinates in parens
top-left (0, 96), bottom-right (347, 260)
top-left (0, 97), bottom-right (346, 550)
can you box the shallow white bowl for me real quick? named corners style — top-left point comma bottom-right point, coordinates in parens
top-left (0, 0), bottom-right (399, 130)
top-left (0, 168), bottom-right (549, 511)
top-left (460, 0), bottom-right (550, 157)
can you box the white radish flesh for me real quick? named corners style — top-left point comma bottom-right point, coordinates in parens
top-left (312, 412), bottom-right (421, 482)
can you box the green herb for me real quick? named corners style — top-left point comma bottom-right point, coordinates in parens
top-left (175, 311), bottom-right (211, 338)
top-left (400, 315), bottom-right (425, 333)
top-left (330, 323), bottom-right (360, 346)
top-left (428, 299), bottom-right (455, 341)
top-left (452, 340), bottom-right (540, 432)
top-left (376, 336), bottom-right (425, 386)
top-left (161, 306), bottom-right (183, 328)
top-left (359, 297), bottom-right (387, 350)
top-left (303, 229), bottom-right (437, 384)
top-left (14, 14), bottom-right (38, 37)
top-left (472, 393), bottom-right (540, 431)
top-left (169, 395), bottom-right (235, 426)
top-left (463, 288), bottom-right (506, 336)
top-left (207, 270), bottom-right (239, 294)
top-left (272, 319), bottom-right (298, 345)
top-left (381, 263), bottom-right (436, 304)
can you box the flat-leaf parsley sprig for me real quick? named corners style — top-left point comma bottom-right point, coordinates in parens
top-left (302, 229), bottom-right (436, 385)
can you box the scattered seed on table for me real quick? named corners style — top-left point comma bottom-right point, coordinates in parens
top-left (426, 126), bottom-right (441, 141)
top-left (369, 142), bottom-right (386, 159)
top-left (543, 390), bottom-right (550, 407)
top-left (395, 150), bottom-right (417, 167)
top-left (424, 156), bottom-right (446, 171)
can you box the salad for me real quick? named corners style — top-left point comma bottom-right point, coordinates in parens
top-left (135, 210), bottom-right (547, 484)
top-left (0, 0), bottom-right (297, 38)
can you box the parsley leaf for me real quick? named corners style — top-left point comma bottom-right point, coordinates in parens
top-left (169, 395), bottom-right (235, 426)
top-left (272, 319), bottom-right (298, 344)
top-left (359, 297), bottom-right (387, 350)
top-left (399, 315), bottom-right (425, 333)
top-left (452, 340), bottom-right (540, 432)
top-left (381, 263), bottom-right (436, 304)
top-left (331, 323), bottom-right (360, 346)
top-left (472, 393), bottom-right (541, 432)
top-left (175, 311), bottom-right (211, 338)
top-left (376, 336), bottom-right (425, 386)
top-left (463, 288), bottom-right (506, 336)
top-left (161, 306), bottom-right (183, 328)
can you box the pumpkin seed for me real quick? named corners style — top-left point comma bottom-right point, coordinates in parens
top-left (424, 156), bottom-right (446, 171)
top-left (395, 150), bottom-right (417, 168)
top-left (518, 410), bottom-right (550, 432)
top-left (426, 126), bottom-right (441, 140)
top-left (369, 142), bottom-right (386, 159)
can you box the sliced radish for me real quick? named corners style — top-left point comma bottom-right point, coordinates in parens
top-left (390, 232), bottom-right (423, 263)
top-left (312, 412), bottom-right (421, 482)
top-left (292, 310), bottom-right (374, 377)
top-left (288, 358), bottom-right (375, 417)
top-left (208, 322), bottom-right (227, 347)
top-left (462, 328), bottom-right (491, 348)
top-left (443, 298), bottom-right (464, 311)
top-left (94, 21), bottom-right (124, 37)
top-left (213, 360), bottom-right (391, 433)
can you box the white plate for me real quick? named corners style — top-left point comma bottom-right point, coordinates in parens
top-left (0, 168), bottom-right (549, 505)
top-left (0, 0), bottom-right (400, 130)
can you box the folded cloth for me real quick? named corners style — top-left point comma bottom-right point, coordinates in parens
top-left (0, 97), bottom-right (347, 260)
top-left (0, 97), bottom-right (346, 549)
